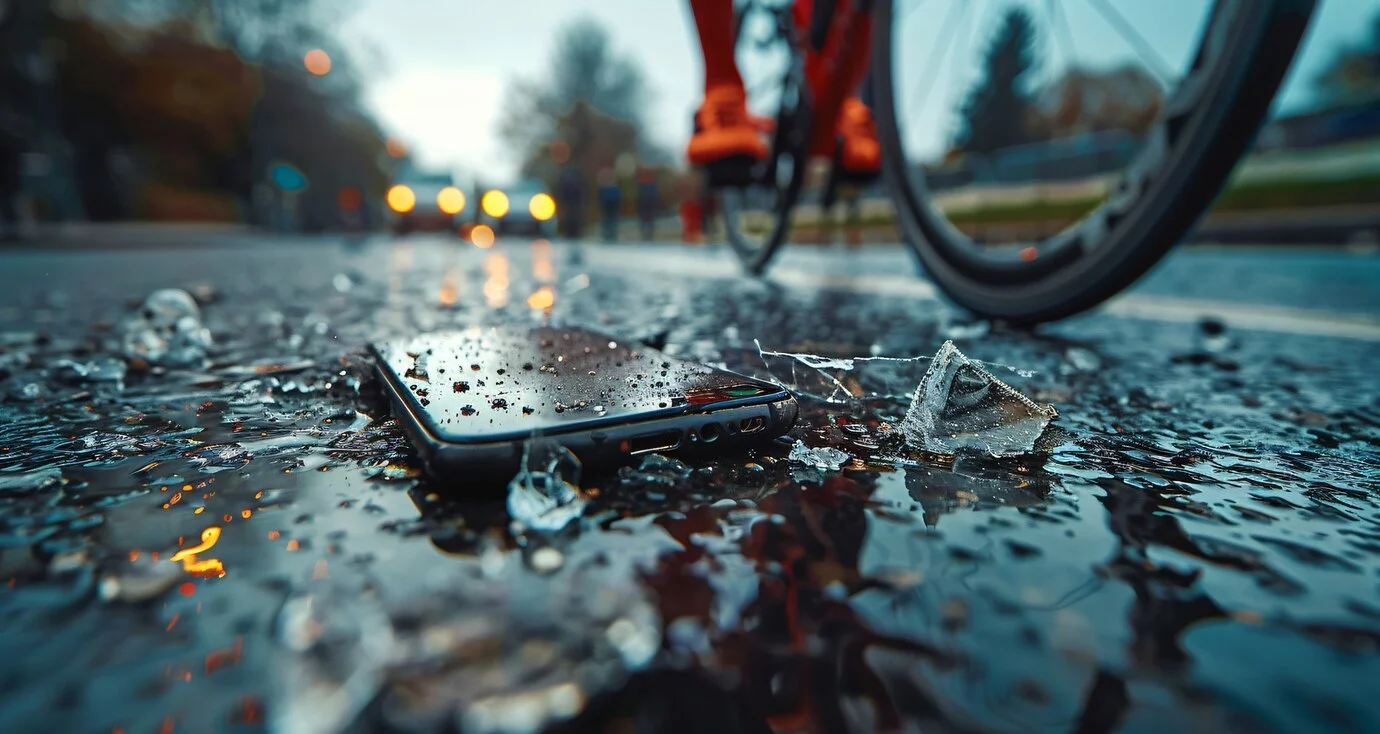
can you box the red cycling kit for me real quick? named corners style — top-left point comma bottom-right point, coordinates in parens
top-left (685, 0), bottom-right (880, 175)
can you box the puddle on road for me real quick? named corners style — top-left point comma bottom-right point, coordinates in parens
top-left (1, 239), bottom-right (1377, 733)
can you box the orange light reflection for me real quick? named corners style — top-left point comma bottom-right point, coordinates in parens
top-left (483, 252), bottom-right (510, 308)
top-left (532, 239), bottom-right (555, 282)
top-left (169, 526), bottom-right (225, 578)
top-left (527, 286), bottom-right (555, 311)
top-left (471, 224), bottom-right (496, 249)
top-left (438, 266), bottom-right (461, 306)
top-left (205, 637), bottom-right (244, 674)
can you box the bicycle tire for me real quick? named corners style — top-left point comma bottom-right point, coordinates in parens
top-left (721, 0), bottom-right (809, 275)
top-left (872, 0), bottom-right (1317, 324)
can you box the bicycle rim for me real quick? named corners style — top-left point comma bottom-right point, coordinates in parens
top-left (873, 0), bottom-right (1317, 323)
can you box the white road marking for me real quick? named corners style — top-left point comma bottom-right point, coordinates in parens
top-left (589, 247), bottom-right (1380, 342)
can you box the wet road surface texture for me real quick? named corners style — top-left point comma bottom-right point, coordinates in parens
top-left (1, 235), bottom-right (1378, 734)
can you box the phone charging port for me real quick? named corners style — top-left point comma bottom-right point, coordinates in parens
top-left (622, 430), bottom-right (682, 455)
top-left (739, 416), bottom-right (766, 434)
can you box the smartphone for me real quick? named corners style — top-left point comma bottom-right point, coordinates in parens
top-left (370, 326), bottom-right (798, 478)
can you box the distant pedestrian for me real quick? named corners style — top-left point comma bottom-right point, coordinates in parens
top-left (597, 168), bottom-right (620, 242)
top-left (699, 188), bottom-right (718, 242)
top-left (0, 110), bottom-right (24, 241)
top-left (636, 167), bottom-right (659, 241)
top-left (681, 197), bottom-right (703, 243)
top-left (556, 168), bottom-right (584, 239)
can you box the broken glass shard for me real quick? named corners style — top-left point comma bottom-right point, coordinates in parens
top-left (0, 467), bottom-right (62, 496)
top-left (52, 357), bottom-right (128, 388)
top-left (98, 556), bottom-right (184, 603)
top-left (617, 453), bottom-right (692, 485)
top-left (5, 372), bottom-right (45, 402)
top-left (900, 341), bottom-right (1057, 457)
top-left (756, 341), bottom-right (931, 402)
top-left (120, 288), bottom-right (212, 368)
top-left (508, 439), bottom-right (587, 532)
top-left (1061, 347), bottom-right (1102, 375)
top-left (787, 440), bottom-right (851, 471)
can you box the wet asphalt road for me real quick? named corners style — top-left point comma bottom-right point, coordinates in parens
top-left (0, 233), bottom-right (1378, 734)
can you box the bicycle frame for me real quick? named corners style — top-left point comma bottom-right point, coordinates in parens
top-left (800, 0), bottom-right (873, 161)
top-left (734, 0), bottom-right (873, 161)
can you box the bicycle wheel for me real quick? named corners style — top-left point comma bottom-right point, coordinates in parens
top-left (873, 0), bottom-right (1316, 324)
top-left (719, 0), bottom-right (810, 275)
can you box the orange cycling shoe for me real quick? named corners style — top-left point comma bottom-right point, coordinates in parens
top-left (835, 97), bottom-right (881, 175)
top-left (687, 85), bottom-right (769, 167)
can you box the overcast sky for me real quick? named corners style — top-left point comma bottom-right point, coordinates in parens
top-left (343, 0), bottom-right (1375, 184)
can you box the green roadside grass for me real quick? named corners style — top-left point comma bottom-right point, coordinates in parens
top-left (947, 173), bottom-right (1380, 225)
top-left (799, 173), bottom-right (1380, 231)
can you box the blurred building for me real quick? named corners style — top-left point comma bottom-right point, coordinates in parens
top-left (1029, 65), bottom-right (1165, 139)
top-left (1, 0), bottom-right (390, 229)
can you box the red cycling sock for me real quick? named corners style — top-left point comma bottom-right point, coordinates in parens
top-left (689, 0), bottom-right (744, 93)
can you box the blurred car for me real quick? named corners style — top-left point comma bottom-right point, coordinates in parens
top-left (478, 178), bottom-right (557, 237)
top-left (386, 171), bottom-right (467, 235)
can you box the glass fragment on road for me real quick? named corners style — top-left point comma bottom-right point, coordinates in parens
top-left (900, 341), bottom-right (1058, 458)
top-left (787, 440), bottom-right (851, 471)
top-left (508, 439), bottom-right (587, 532)
top-left (52, 357), bottom-right (128, 388)
top-left (618, 453), bottom-right (693, 485)
top-left (756, 341), bottom-right (931, 402)
top-left (120, 288), bottom-right (213, 368)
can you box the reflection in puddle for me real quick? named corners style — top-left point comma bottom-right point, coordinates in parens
top-left (168, 525), bottom-right (226, 578)
top-left (437, 264), bottom-right (461, 307)
top-left (531, 238), bottom-right (555, 283)
top-left (471, 224), bottom-right (496, 249)
top-left (483, 251), bottom-right (510, 308)
top-left (527, 285), bottom-right (555, 312)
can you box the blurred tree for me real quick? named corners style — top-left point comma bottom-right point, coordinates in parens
top-left (249, 66), bottom-right (389, 231)
top-left (48, 0), bottom-right (388, 227)
top-left (955, 8), bottom-right (1038, 155)
top-left (498, 17), bottom-right (665, 184)
top-left (1313, 9), bottom-right (1380, 107)
top-left (56, 13), bottom-right (262, 219)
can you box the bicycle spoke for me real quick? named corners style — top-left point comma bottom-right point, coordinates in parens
top-left (904, 0), bottom-right (970, 126)
top-left (1045, 0), bottom-right (1079, 71)
top-left (1084, 0), bottom-right (1175, 81)
top-left (1043, 0), bottom-right (1089, 132)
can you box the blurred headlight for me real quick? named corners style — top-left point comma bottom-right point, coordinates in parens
top-left (437, 186), bottom-right (465, 215)
top-left (528, 193), bottom-right (556, 221)
top-left (386, 185), bottom-right (416, 213)
top-left (481, 190), bottom-right (510, 218)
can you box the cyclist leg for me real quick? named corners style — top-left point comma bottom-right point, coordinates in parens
top-left (686, 0), bottom-right (768, 167)
top-left (793, 0), bottom-right (880, 174)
